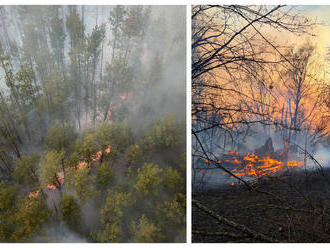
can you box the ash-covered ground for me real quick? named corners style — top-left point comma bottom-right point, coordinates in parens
top-left (193, 166), bottom-right (330, 243)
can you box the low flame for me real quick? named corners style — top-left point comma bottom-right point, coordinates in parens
top-left (231, 152), bottom-right (302, 178)
top-left (205, 151), bottom-right (303, 179)
top-left (40, 145), bottom-right (112, 192)
top-left (28, 189), bottom-right (41, 199)
top-left (105, 144), bottom-right (111, 154)
top-left (78, 161), bottom-right (88, 169)
top-left (119, 93), bottom-right (126, 100)
top-left (91, 150), bottom-right (103, 163)
top-left (46, 184), bottom-right (56, 190)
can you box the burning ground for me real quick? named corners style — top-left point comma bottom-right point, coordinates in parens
top-left (193, 167), bottom-right (330, 242)
top-left (192, 137), bottom-right (330, 242)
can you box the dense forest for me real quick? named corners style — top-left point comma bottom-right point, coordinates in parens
top-left (0, 5), bottom-right (186, 242)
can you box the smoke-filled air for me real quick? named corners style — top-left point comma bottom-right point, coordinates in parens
top-left (192, 5), bottom-right (330, 243)
top-left (0, 5), bottom-right (186, 242)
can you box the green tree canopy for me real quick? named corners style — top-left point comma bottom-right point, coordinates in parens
top-left (60, 194), bottom-right (81, 231)
top-left (12, 195), bottom-right (51, 242)
top-left (45, 124), bottom-right (76, 152)
top-left (131, 214), bottom-right (163, 242)
top-left (40, 149), bottom-right (65, 188)
top-left (135, 163), bottom-right (163, 197)
top-left (98, 189), bottom-right (131, 242)
top-left (13, 154), bottom-right (40, 188)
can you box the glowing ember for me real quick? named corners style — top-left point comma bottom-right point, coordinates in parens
top-left (57, 172), bottom-right (65, 186)
top-left (105, 145), bottom-right (111, 154)
top-left (287, 160), bottom-right (303, 168)
top-left (233, 158), bottom-right (241, 164)
top-left (92, 150), bottom-right (103, 163)
top-left (47, 184), bottom-right (56, 190)
top-left (78, 161), bottom-right (88, 169)
top-left (119, 93), bottom-right (126, 100)
top-left (32, 144), bottom-right (112, 196)
top-left (229, 150), bottom-right (239, 155)
top-left (28, 190), bottom-right (41, 199)
top-left (45, 172), bottom-right (65, 190)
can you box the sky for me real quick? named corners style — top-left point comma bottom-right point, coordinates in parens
top-left (299, 5), bottom-right (330, 50)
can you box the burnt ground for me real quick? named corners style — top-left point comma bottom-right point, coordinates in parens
top-left (192, 167), bottom-right (330, 243)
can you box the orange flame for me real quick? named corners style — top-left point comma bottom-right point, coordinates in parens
top-left (78, 161), bottom-right (88, 169)
top-left (105, 144), bottom-right (111, 154)
top-left (119, 93), bottom-right (126, 100)
top-left (28, 190), bottom-right (41, 199)
top-left (46, 184), bottom-right (56, 190)
top-left (226, 151), bottom-right (303, 178)
top-left (229, 150), bottom-right (238, 155)
top-left (36, 144), bottom-right (112, 194)
top-left (205, 151), bottom-right (303, 184)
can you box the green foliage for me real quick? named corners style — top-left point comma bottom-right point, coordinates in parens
top-left (96, 163), bottom-right (114, 190)
top-left (161, 193), bottom-right (186, 225)
top-left (94, 123), bottom-right (113, 150)
top-left (152, 114), bottom-right (183, 149)
top-left (45, 124), bottom-right (76, 152)
top-left (40, 149), bottom-right (65, 188)
top-left (177, 150), bottom-right (186, 171)
top-left (13, 154), bottom-right (40, 187)
top-left (164, 167), bottom-right (185, 193)
top-left (0, 182), bottom-right (18, 241)
top-left (0, 181), bottom-right (17, 214)
top-left (108, 5), bottom-right (126, 34)
top-left (74, 122), bottom-right (131, 163)
top-left (49, 14), bottom-right (66, 63)
top-left (127, 144), bottom-right (143, 165)
top-left (12, 195), bottom-right (51, 242)
top-left (105, 56), bottom-right (133, 93)
top-left (87, 24), bottom-right (106, 59)
top-left (60, 194), bottom-right (81, 231)
top-left (147, 53), bottom-right (163, 87)
top-left (111, 102), bottom-right (129, 122)
top-left (98, 189), bottom-right (131, 242)
top-left (67, 168), bottom-right (94, 205)
top-left (131, 214), bottom-right (163, 242)
top-left (134, 115), bottom-right (184, 155)
top-left (0, 6), bottom-right (185, 242)
top-left (14, 64), bottom-right (39, 106)
top-left (66, 8), bottom-right (84, 44)
top-left (66, 151), bottom-right (80, 169)
top-left (122, 6), bottom-right (149, 38)
top-left (135, 163), bottom-right (163, 197)
top-left (96, 122), bottom-right (132, 153)
top-left (75, 131), bottom-right (99, 163)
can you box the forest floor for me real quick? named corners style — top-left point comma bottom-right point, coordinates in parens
top-left (192, 167), bottom-right (330, 243)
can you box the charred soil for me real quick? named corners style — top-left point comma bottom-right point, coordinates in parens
top-left (192, 168), bottom-right (330, 242)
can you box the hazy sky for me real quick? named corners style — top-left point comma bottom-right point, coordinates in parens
top-left (299, 5), bottom-right (330, 49)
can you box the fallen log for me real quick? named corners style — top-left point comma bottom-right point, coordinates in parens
top-left (192, 199), bottom-right (277, 242)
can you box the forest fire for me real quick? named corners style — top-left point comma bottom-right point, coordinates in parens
top-left (44, 144), bottom-right (112, 191)
top-left (205, 149), bottom-right (303, 179)
top-left (230, 152), bottom-right (303, 178)
top-left (107, 93), bottom-right (132, 121)
top-left (28, 189), bottom-right (41, 199)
